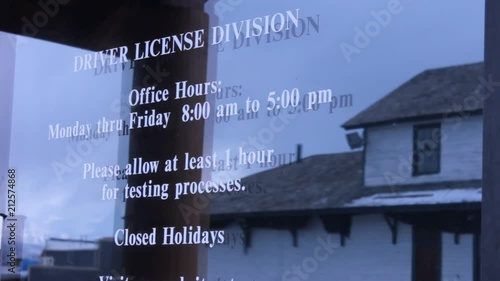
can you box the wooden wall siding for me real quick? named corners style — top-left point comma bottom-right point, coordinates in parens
top-left (442, 233), bottom-right (474, 281)
top-left (364, 115), bottom-right (483, 187)
top-left (208, 215), bottom-right (413, 281)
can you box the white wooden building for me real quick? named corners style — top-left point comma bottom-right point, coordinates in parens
top-left (209, 62), bottom-right (483, 281)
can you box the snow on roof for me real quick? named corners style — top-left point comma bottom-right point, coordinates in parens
top-left (345, 188), bottom-right (482, 207)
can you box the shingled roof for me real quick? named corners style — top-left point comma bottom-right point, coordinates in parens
top-left (210, 151), bottom-right (364, 216)
top-left (209, 151), bottom-right (481, 217)
top-left (343, 62), bottom-right (484, 129)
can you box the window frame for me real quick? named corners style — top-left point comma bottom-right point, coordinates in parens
top-left (412, 123), bottom-right (441, 176)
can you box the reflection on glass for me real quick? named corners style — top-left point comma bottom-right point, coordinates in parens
top-left (0, 0), bottom-right (485, 280)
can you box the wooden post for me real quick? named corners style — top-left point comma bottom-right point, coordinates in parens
top-left (121, 2), bottom-right (211, 281)
top-left (482, 0), bottom-right (500, 279)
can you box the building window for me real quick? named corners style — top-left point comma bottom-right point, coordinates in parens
top-left (413, 123), bottom-right (441, 176)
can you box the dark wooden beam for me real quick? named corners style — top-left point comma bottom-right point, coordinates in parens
top-left (0, 0), bottom-right (206, 51)
top-left (121, 3), bottom-right (209, 280)
top-left (320, 214), bottom-right (352, 247)
top-left (482, 0), bottom-right (500, 279)
top-left (384, 214), bottom-right (399, 245)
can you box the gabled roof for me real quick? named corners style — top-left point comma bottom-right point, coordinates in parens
top-left (210, 152), bottom-right (364, 216)
top-left (343, 62), bottom-right (484, 129)
top-left (210, 151), bottom-right (481, 217)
